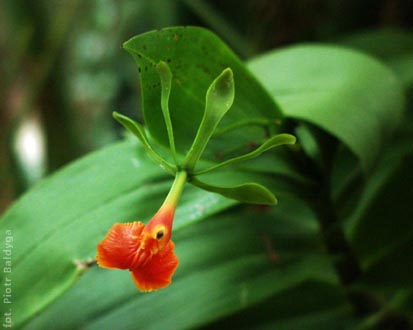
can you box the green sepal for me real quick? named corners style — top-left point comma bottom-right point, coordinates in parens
top-left (112, 111), bottom-right (176, 174)
top-left (190, 177), bottom-right (277, 205)
top-left (194, 133), bottom-right (296, 175)
top-left (156, 61), bottom-right (178, 165)
top-left (183, 68), bottom-right (235, 171)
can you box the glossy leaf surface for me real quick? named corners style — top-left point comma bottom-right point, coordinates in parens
top-left (248, 45), bottom-right (405, 170)
top-left (20, 177), bottom-right (335, 329)
top-left (0, 140), bottom-right (235, 327)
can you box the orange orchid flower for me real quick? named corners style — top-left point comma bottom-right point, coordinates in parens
top-left (96, 171), bottom-right (186, 292)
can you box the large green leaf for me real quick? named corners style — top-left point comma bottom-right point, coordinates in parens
top-left (122, 26), bottom-right (284, 159)
top-left (0, 137), bottom-right (326, 329)
top-left (0, 139), bottom-right (235, 328)
top-left (22, 191), bottom-right (337, 329)
top-left (248, 45), bottom-right (405, 170)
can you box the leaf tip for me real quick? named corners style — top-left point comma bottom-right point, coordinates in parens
top-left (122, 37), bottom-right (135, 51)
top-left (121, 40), bottom-right (132, 54)
top-left (268, 195), bottom-right (278, 205)
top-left (218, 68), bottom-right (234, 90)
top-left (222, 67), bottom-right (233, 79)
top-left (210, 67), bottom-right (235, 108)
top-left (259, 189), bottom-right (278, 205)
top-left (286, 134), bottom-right (297, 145)
top-left (112, 111), bottom-right (125, 124)
top-left (156, 60), bottom-right (169, 73)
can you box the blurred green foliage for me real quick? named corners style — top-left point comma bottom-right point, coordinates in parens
top-left (0, 1), bottom-right (413, 330)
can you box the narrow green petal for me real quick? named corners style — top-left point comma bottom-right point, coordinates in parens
top-left (194, 133), bottom-right (296, 175)
top-left (183, 68), bottom-right (235, 171)
top-left (113, 112), bottom-right (176, 174)
top-left (190, 177), bottom-right (277, 205)
top-left (156, 61), bottom-right (178, 165)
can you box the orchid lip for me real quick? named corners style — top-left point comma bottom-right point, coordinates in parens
top-left (130, 247), bottom-right (151, 269)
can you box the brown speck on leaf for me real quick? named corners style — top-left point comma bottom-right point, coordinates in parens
top-left (246, 142), bottom-right (258, 151)
top-left (213, 152), bottom-right (224, 160)
top-left (262, 235), bottom-right (279, 263)
top-left (274, 119), bottom-right (282, 125)
top-left (199, 64), bottom-right (211, 75)
top-left (248, 204), bottom-right (271, 213)
top-left (173, 33), bottom-right (180, 41)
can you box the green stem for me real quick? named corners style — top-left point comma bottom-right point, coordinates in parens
top-left (162, 170), bottom-right (187, 209)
